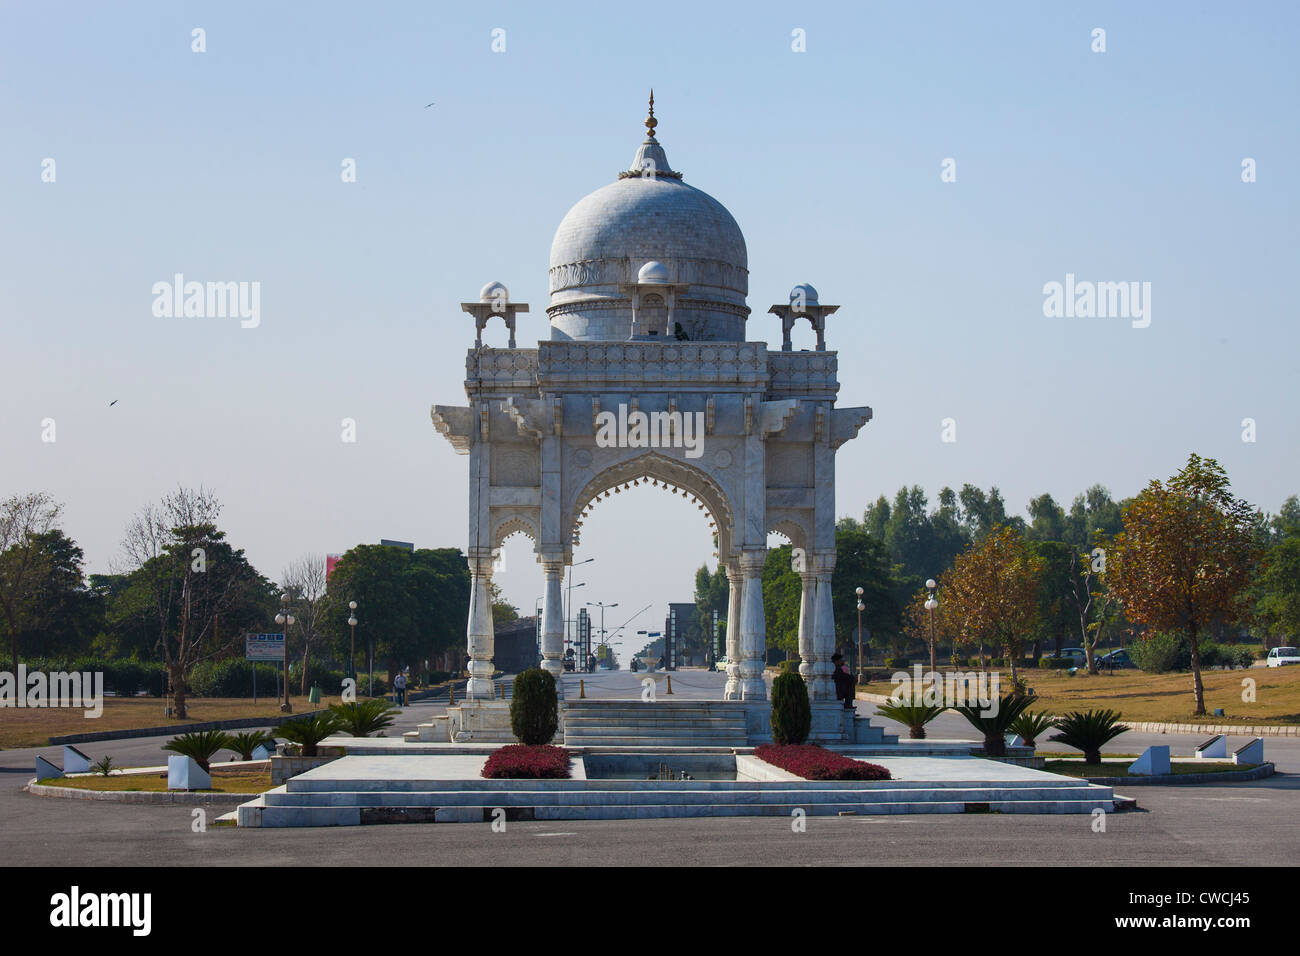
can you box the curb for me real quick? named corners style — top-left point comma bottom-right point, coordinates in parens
top-left (854, 692), bottom-right (1300, 736)
top-left (25, 778), bottom-right (251, 806)
top-left (48, 708), bottom-right (332, 745)
top-left (1066, 762), bottom-right (1276, 787)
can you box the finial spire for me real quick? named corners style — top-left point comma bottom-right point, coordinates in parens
top-left (644, 89), bottom-right (657, 140)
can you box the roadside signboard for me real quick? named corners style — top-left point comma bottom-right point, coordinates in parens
top-left (245, 632), bottom-right (286, 661)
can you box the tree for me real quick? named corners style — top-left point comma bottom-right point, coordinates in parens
top-left (0, 492), bottom-right (64, 671)
top-left (1108, 454), bottom-right (1264, 715)
top-left (1026, 540), bottom-right (1075, 660)
top-left (761, 545), bottom-right (802, 658)
top-left (1260, 528), bottom-right (1300, 640)
top-left (1025, 494), bottom-right (1068, 544)
top-left (694, 564), bottom-right (729, 658)
top-left (280, 554), bottom-right (331, 696)
top-left (901, 586), bottom-right (960, 667)
top-left (939, 526), bottom-right (1043, 683)
top-left (325, 544), bottom-right (469, 687)
top-left (119, 486), bottom-right (275, 718)
top-left (11, 529), bottom-right (101, 659)
top-left (1065, 539), bottom-right (1122, 673)
top-left (832, 525), bottom-right (900, 660)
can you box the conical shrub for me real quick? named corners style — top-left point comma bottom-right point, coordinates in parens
top-left (510, 669), bottom-right (558, 745)
top-left (770, 671), bottom-right (812, 745)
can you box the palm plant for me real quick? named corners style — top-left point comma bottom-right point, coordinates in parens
top-left (1049, 709), bottom-right (1129, 764)
top-left (328, 699), bottom-right (401, 738)
top-left (227, 730), bottom-right (277, 761)
top-left (953, 692), bottom-right (1034, 756)
top-left (91, 755), bottom-right (115, 777)
top-left (876, 697), bottom-right (947, 739)
top-left (1008, 710), bottom-right (1057, 748)
top-left (276, 712), bottom-right (342, 757)
top-left (162, 729), bottom-right (234, 772)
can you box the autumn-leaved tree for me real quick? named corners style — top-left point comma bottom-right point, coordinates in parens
top-left (1109, 454), bottom-right (1264, 715)
top-left (939, 525), bottom-right (1043, 683)
top-left (901, 586), bottom-right (960, 669)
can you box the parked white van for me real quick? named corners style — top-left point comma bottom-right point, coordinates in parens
top-left (1266, 646), bottom-right (1300, 667)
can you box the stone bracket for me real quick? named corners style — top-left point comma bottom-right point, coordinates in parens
top-left (431, 404), bottom-right (474, 455)
top-left (760, 399), bottom-right (799, 438)
top-left (831, 406), bottom-right (872, 448)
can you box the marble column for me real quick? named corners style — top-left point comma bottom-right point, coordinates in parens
top-left (724, 565), bottom-right (743, 700)
top-left (737, 548), bottom-right (768, 701)
top-left (465, 550), bottom-right (496, 699)
top-left (810, 552), bottom-right (837, 701)
top-left (541, 556), bottom-right (565, 697)
top-left (797, 570), bottom-right (823, 698)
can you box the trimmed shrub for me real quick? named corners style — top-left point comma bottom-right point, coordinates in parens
top-left (1050, 709), bottom-right (1129, 764)
top-left (778, 658), bottom-right (802, 675)
top-left (770, 671), bottom-right (812, 745)
top-left (953, 692), bottom-right (1034, 757)
top-left (753, 744), bottom-right (891, 781)
top-left (886, 657), bottom-right (909, 670)
top-left (510, 668), bottom-right (559, 745)
top-left (227, 730), bottom-right (277, 761)
top-left (1130, 632), bottom-right (1188, 673)
top-left (276, 712), bottom-right (342, 757)
top-left (876, 697), bottom-right (947, 739)
top-left (482, 744), bottom-right (571, 779)
top-left (162, 730), bottom-right (234, 773)
top-left (1039, 657), bottom-right (1071, 669)
top-left (329, 699), bottom-right (401, 737)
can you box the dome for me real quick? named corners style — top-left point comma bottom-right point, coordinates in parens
top-left (479, 280), bottom-right (508, 304)
top-left (637, 260), bottom-right (669, 284)
top-left (790, 283), bottom-right (819, 306)
top-left (547, 100), bottom-right (748, 342)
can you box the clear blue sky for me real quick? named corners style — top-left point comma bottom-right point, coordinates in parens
top-left (3, 2), bottom-right (1297, 656)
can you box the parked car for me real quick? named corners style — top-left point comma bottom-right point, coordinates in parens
top-left (1266, 646), bottom-right (1300, 668)
top-left (1059, 648), bottom-right (1087, 666)
top-left (1096, 648), bottom-right (1135, 669)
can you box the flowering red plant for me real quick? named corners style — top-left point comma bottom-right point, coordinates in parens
top-left (753, 744), bottom-right (891, 781)
top-left (481, 744), bottom-right (572, 779)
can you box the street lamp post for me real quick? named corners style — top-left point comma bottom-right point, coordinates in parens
top-left (566, 558), bottom-right (594, 649)
top-left (855, 586), bottom-right (865, 680)
top-left (925, 578), bottom-right (938, 673)
top-left (274, 593), bottom-right (296, 713)
top-left (586, 601), bottom-right (617, 673)
top-left (347, 600), bottom-right (358, 687)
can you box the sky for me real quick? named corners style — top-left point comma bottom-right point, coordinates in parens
top-left (3, 2), bottom-right (1297, 661)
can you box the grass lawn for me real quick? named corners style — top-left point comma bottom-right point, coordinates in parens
top-left (37, 767), bottom-right (272, 794)
top-left (1042, 760), bottom-right (1255, 779)
top-left (1011, 667), bottom-right (1300, 726)
top-left (0, 695), bottom-right (345, 750)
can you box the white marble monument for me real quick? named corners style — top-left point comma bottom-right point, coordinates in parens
top-left (431, 96), bottom-right (870, 720)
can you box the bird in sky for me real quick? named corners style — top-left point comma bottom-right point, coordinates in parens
top-left (109, 400), bottom-right (118, 406)
top-left (424, 101), bottom-right (435, 108)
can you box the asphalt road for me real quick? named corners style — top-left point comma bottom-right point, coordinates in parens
top-left (1, 672), bottom-right (1295, 866)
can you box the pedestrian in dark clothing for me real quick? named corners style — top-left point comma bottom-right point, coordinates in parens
top-left (831, 652), bottom-right (856, 709)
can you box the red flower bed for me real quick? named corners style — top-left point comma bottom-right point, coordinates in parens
top-left (753, 744), bottom-right (891, 781)
top-left (481, 744), bottom-right (571, 779)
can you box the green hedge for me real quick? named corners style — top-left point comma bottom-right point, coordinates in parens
top-left (20, 657), bottom-right (167, 697)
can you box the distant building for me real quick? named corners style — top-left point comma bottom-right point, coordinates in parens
top-left (493, 617), bottom-right (540, 674)
top-left (380, 539), bottom-right (415, 551)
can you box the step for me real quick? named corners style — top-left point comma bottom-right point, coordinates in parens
top-left (247, 794), bottom-right (1114, 827)
top-left (263, 784), bottom-right (1110, 808)
top-left (562, 736), bottom-right (746, 747)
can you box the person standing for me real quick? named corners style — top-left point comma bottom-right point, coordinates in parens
top-left (393, 670), bottom-right (408, 707)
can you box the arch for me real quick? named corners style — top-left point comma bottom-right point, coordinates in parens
top-left (767, 513), bottom-right (810, 553)
top-left (566, 452), bottom-right (735, 561)
top-left (490, 512), bottom-right (541, 552)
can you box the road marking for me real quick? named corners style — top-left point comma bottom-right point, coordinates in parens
top-left (535, 831), bottom-right (577, 837)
